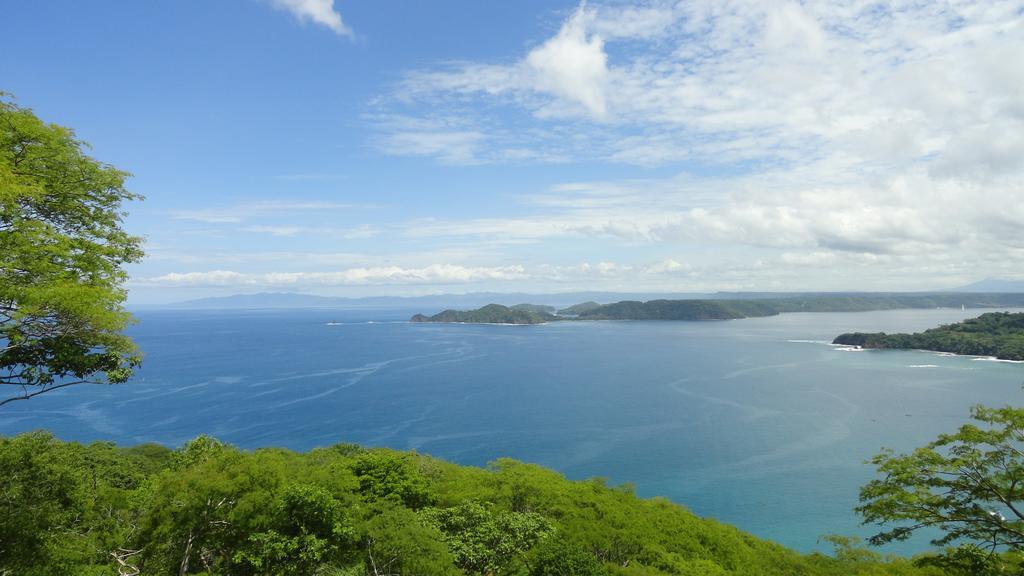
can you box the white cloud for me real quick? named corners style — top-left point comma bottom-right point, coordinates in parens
top-left (588, 3), bottom-right (676, 39)
top-left (377, 130), bottom-right (485, 165)
top-left (270, 0), bottom-right (353, 37)
top-left (536, 261), bottom-right (634, 282)
top-left (387, 0), bottom-right (1024, 171)
top-left (777, 251), bottom-right (839, 267)
top-left (241, 225), bottom-right (304, 237)
top-left (647, 258), bottom-right (689, 274)
top-left (362, 1), bottom-right (1024, 290)
top-left (141, 264), bottom-right (528, 287)
top-left (525, 5), bottom-right (609, 119)
top-left (392, 157), bottom-right (1024, 287)
top-left (144, 249), bottom-right (371, 267)
top-left (394, 3), bottom-right (611, 121)
top-left (147, 270), bottom-right (248, 286)
top-left (171, 200), bottom-right (372, 224)
top-left (241, 224), bottom-right (378, 239)
top-left (170, 211), bottom-right (242, 224)
top-left (142, 1), bottom-right (1024, 295)
top-left (136, 259), bottom-right (699, 291)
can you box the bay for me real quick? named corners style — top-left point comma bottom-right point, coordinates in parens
top-left (2, 307), bottom-right (1022, 554)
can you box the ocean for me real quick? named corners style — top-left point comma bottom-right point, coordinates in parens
top-left (2, 306), bottom-right (1022, 554)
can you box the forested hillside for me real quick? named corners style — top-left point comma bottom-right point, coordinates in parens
top-left (834, 312), bottom-right (1024, 361)
top-left (411, 304), bottom-right (557, 324)
top-left (1, 433), bottom-right (956, 575)
top-left (413, 294), bottom-right (1024, 324)
top-left (575, 299), bottom-right (780, 320)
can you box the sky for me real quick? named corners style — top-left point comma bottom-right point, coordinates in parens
top-left (4, 0), bottom-right (1023, 304)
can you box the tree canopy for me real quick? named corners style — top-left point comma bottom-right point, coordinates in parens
top-left (835, 312), bottom-right (1024, 361)
top-left (1, 432), bottom-right (957, 575)
top-left (0, 96), bottom-right (143, 406)
top-left (859, 404), bottom-right (1024, 573)
top-left (411, 304), bottom-right (556, 325)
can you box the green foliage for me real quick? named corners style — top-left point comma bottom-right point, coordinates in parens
top-left (859, 405), bottom-right (1024, 570)
top-left (911, 544), bottom-right (1024, 576)
top-left (0, 432), bottom-right (84, 575)
top-left (362, 503), bottom-right (461, 575)
top-left (530, 538), bottom-right (606, 575)
top-left (577, 299), bottom-right (780, 321)
top-left (419, 501), bottom-right (554, 574)
top-left (767, 295), bottom-right (1024, 314)
top-left (557, 301), bottom-right (603, 315)
top-left (172, 434), bottom-right (228, 469)
top-left (579, 297), bottom-right (1024, 322)
top-left (233, 483), bottom-right (357, 575)
top-left (510, 303), bottom-right (557, 314)
top-left (412, 303), bottom-right (557, 324)
top-left (350, 450), bottom-right (436, 508)
top-left (834, 312), bottom-right (1024, 360)
top-left (802, 536), bottom-right (946, 576)
top-left (0, 433), bottom-right (972, 575)
top-left (416, 296), bottom-right (1024, 325)
top-left (0, 96), bottom-right (143, 406)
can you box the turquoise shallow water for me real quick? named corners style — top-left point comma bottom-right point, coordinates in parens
top-left (2, 307), bottom-right (1023, 554)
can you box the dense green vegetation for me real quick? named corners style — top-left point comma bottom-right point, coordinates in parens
top-left (558, 301), bottom-right (602, 315)
top-left (575, 299), bottom-right (780, 320)
top-left (415, 295), bottom-right (1024, 325)
top-left (510, 303), bottom-right (557, 314)
top-left (1, 432), bottom-right (960, 576)
top-left (768, 294), bottom-right (1024, 313)
top-left (576, 295), bottom-right (1024, 321)
top-left (859, 404), bottom-right (1024, 574)
top-left (0, 97), bottom-right (143, 406)
top-left (833, 312), bottom-right (1024, 361)
top-left (411, 304), bottom-right (557, 324)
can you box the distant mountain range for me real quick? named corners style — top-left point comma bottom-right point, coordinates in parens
top-left (951, 278), bottom-right (1024, 292)
top-left (164, 283), bottom-right (1024, 312)
top-left (164, 291), bottom-right (719, 311)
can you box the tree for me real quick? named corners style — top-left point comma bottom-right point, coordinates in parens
top-left (350, 451), bottom-right (436, 509)
top-left (418, 501), bottom-right (554, 574)
top-left (233, 483), bottom-right (357, 575)
top-left (858, 405), bottom-right (1024, 569)
top-left (529, 539), bottom-right (605, 576)
top-left (0, 432), bottom-right (86, 575)
top-left (361, 503), bottom-right (460, 576)
top-left (0, 96), bottom-right (143, 406)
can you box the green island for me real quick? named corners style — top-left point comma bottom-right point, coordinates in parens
top-left (1, 432), bottom-right (959, 576)
top-left (413, 295), bottom-right (1024, 324)
top-left (411, 304), bottom-right (558, 324)
top-left (574, 299), bottom-right (779, 320)
top-left (833, 312), bottom-right (1024, 361)
top-left (510, 303), bottom-right (557, 315)
top-left (557, 301), bottom-right (603, 315)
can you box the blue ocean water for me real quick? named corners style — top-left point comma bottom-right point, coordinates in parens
top-left (2, 307), bottom-right (1023, 554)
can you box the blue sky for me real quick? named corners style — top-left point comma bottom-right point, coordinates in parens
top-left (5, 0), bottom-right (1023, 303)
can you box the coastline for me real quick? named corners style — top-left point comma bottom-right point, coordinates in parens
top-left (828, 344), bottom-right (1024, 364)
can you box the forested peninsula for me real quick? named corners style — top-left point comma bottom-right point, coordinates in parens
top-left (412, 294), bottom-right (1024, 324)
top-left (833, 312), bottom-right (1024, 361)
top-left (411, 304), bottom-right (557, 324)
top-left (2, 432), bottom-right (956, 575)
